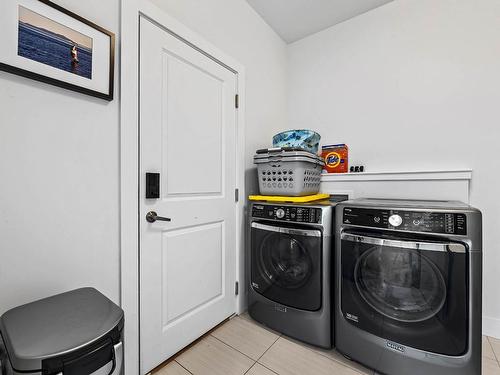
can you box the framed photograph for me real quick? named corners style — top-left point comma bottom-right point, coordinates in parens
top-left (0, 0), bottom-right (115, 100)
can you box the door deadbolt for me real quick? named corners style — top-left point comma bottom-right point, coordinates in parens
top-left (146, 173), bottom-right (160, 199)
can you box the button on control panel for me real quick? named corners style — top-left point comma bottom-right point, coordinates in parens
top-left (388, 214), bottom-right (403, 227)
top-left (343, 207), bottom-right (467, 235)
top-left (252, 204), bottom-right (322, 224)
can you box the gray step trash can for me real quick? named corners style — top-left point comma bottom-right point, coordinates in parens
top-left (0, 288), bottom-right (124, 375)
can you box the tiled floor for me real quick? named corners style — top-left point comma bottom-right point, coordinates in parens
top-left (154, 313), bottom-right (500, 375)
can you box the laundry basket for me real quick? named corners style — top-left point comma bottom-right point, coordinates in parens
top-left (0, 288), bottom-right (123, 375)
top-left (254, 147), bottom-right (324, 196)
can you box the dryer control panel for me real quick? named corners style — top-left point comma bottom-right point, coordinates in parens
top-left (252, 204), bottom-right (322, 224)
top-left (343, 207), bottom-right (467, 235)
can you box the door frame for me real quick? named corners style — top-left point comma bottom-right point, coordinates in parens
top-left (120, 1), bottom-right (246, 373)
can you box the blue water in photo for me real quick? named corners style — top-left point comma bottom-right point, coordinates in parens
top-left (18, 22), bottom-right (92, 79)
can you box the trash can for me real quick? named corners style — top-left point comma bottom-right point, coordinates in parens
top-left (0, 288), bottom-right (123, 375)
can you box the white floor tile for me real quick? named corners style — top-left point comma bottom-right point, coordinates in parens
top-left (212, 316), bottom-right (279, 360)
top-left (176, 335), bottom-right (254, 375)
top-left (489, 336), bottom-right (500, 362)
top-left (483, 357), bottom-right (500, 375)
top-left (245, 363), bottom-right (278, 375)
top-left (484, 336), bottom-right (497, 360)
top-left (284, 336), bottom-right (372, 374)
top-left (259, 337), bottom-right (363, 375)
top-left (154, 361), bottom-right (191, 375)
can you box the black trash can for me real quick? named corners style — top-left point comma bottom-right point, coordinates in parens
top-left (0, 288), bottom-right (123, 375)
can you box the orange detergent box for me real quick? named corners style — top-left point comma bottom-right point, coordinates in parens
top-left (322, 144), bottom-right (348, 173)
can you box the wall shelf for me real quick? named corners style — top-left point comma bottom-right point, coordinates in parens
top-left (321, 169), bottom-right (472, 182)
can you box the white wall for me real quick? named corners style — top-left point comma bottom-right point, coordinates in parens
top-left (149, 0), bottom-right (288, 193)
top-left (0, 0), bottom-right (120, 314)
top-left (287, 0), bottom-right (500, 337)
top-left (0, 0), bottom-right (286, 337)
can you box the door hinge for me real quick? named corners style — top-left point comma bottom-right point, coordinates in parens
top-left (235, 94), bottom-right (239, 109)
top-left (235, 188), bottom-right (239, 202)
top-left (235, 281), bottom-right (239, 296)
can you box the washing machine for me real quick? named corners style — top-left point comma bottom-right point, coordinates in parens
top-left (335, 198), bottom-right (482, 375)
top-left (248, 198), bottom-right (343, 348)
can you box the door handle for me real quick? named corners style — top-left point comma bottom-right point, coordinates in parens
top-left (146, 211), bottom-right (171, 223)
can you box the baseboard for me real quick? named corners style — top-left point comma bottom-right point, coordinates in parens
top-left (483, 316), bottom-right (500, 339)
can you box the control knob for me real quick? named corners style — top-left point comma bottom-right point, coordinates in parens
top-left (389, 214), bottom-right (403, 227)
top-left (276, 208), bottom-right (285, 219)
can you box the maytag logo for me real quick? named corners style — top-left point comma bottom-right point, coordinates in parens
top-left (275, 305), bottom-right (287, 313)
top-left (386, 341), bottom-right (406, 353)
top-left (345, 312), bottom-right (359, 323)
top-left (252, 282), bottom-right (259, 289)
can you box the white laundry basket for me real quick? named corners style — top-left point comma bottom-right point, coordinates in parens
top-left (254, 147), bottom-right (324, 196)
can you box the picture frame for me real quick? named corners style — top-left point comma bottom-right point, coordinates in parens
top-left (0, 0), bottom-right (115, 101)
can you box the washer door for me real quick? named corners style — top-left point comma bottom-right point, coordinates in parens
top-left (261, 233), bottom-right (313, 289)
top-left (251, 222), bottom-right (322, 311)
top-left (340, 231), bottom-right (468, 356)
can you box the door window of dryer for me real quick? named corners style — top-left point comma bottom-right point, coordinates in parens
top-left (355, 246), bottom-right (447, 323)
top-left (340, 231), bottom-right (468, 356)
top-left (251, 223), bottom-right (322, 311)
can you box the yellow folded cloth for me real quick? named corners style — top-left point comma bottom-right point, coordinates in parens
top-left (248, 193), bottom-right (330, 203)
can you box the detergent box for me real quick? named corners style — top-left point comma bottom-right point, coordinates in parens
top-left (322, 144), bottom-right (348, 173)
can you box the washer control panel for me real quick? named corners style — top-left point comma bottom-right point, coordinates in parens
top-left (252, 204), bottom-right (322, 224)
top-left (343, 207), bottom-right (467, 235)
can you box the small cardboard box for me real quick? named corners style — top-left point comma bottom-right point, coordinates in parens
top-left (322, 144), bottom-right (348, 173)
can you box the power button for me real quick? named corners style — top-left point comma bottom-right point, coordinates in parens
top-left (389, 214), bottom-right (403, 227)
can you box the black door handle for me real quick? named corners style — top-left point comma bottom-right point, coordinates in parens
top-left (146, 211), bottom-right (171, 223)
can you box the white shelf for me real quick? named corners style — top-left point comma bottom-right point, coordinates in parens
top-left (321, 169), bottom-right (472, 182)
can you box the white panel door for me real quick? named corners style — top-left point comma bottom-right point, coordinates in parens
top-left (139, 17), bottom-right (237, 373)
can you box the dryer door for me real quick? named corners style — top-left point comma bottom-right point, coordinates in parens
top-left (251, 222), bottom-right (322, 311)
top-left (340, 231), bottom-right (468, 356)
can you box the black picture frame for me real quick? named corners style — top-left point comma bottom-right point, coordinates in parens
top-left (0, 0), bottom-right (115, 101)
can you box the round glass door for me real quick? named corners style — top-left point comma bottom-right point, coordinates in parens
top-left (355, 246), bottom-right (447, 322)
top-left (259, 233), bottom-right (313, 289)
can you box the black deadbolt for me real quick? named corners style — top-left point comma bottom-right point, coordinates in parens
top-left (146, 173), bottom-right (160, 199)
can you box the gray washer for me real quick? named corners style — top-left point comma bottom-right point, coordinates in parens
top-left (0, 287), bottom-right (123, 375)
top-left (248, 199), bottom-right (342, 348)
top-left (334, 198), bottom-right (482, 375)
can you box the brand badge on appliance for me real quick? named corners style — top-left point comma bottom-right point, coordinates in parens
top-left (275, 305), bottom-right (287, 313)
top-left (345, 312), bottom-right (359, 323)
top-left (386, 341), bottom-right (406, 353)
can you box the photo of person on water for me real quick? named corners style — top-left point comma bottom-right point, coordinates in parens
top-left (18, 6), bottom-right (93, 79)
top-left (71, 45), bottom-right (79, 64)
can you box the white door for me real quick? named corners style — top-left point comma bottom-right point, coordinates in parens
top-left (139, 17), bottom-right (238, 372)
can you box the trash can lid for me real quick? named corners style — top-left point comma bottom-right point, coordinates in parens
top-left (0, 288), bottom-right (123, 372)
